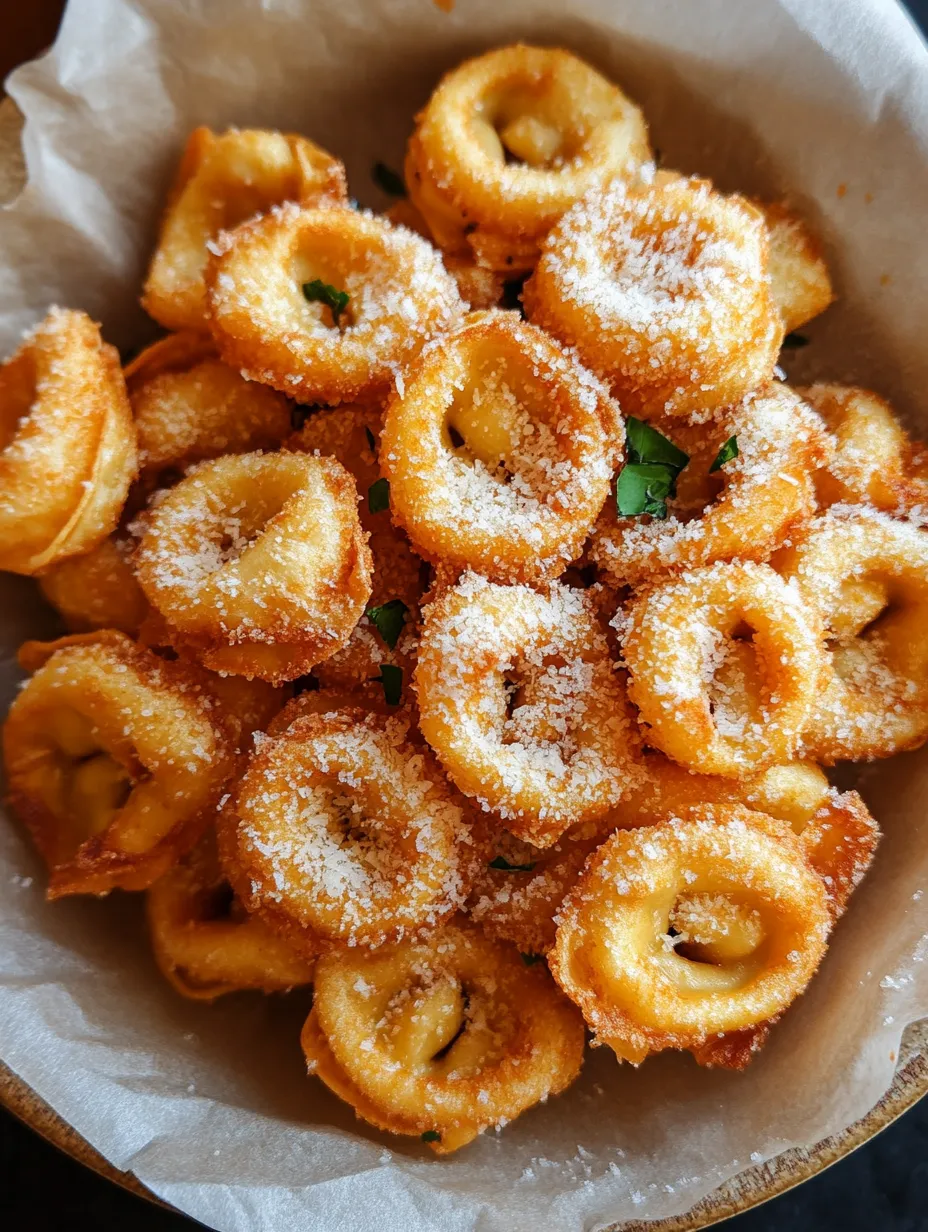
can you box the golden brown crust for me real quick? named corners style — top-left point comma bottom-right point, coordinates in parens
top-left (775, 506), bottom-right (928, 761)
top-left (589, 385), bottom-right (831, 586)
top-left (134, 451), bottom-right (373, 683)
top-left (415, 573), bottom-right (644, 845)
top-left (3, 632), bottom-right (238, 897)
top-left (220, 709), bottom-right (479, 949)
top-left (380, 311), bottom-right (621, 585)
top-left (306, 921), bottom-right (586, 1152)
top-left (205, 203), bottom-right (463, 405)
top-left (147, 826), bottom-right (315, 1000)
top-left (407, 44), bottom-right (650, 273)
top-left (550, 805), bottom-right (831, 1065)
top-left (524, 175), bottom-right (782, 421)
top-left (0, 308), bottom-right (138, 575)
top-left (623, 561), bottom-right (825, 776)
top-left (142, 126), bottom-right (348, 332)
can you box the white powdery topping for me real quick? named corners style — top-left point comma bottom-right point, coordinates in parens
top-left (240, 715), bottom-right (469, 941)
top-left (540, 177), bottom-right (767, 356)
top-left (421, 573), bottom-right (642, 822)
top-left (391, 320), bottom-right (615, 570)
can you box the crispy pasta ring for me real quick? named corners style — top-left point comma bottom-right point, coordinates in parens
top-left (134, 451), bottom-right (373, 683)
top-left (142, 126), bottom-right (347, 332)
top-left (406, 44), bottom-right (650, 274)
top-left (623, 562), bottom-right (824, 776)
top-left (550, 805), bottom-right (831, 1065)
top-left (38, 533), bottom-right (149, 636)
top-left (775, 506), bottom-right (928, 761)
top-left (220, 710), bottom-right (477, 950)
top-left (612, 755), bottom-right (879, 922)
top-left (589, 384), bottom-right (830, 586)
top-left (803, 384), bottom-right (928, 515)
top-left (380, 311), bottom-right (621, 584)
top-left (147, 827), bottom-right (315, 1001)
top-left (303, 921), bottom-right (585, 1152)
top-left (524, 175), bottom-right (782, 420)
top-left (0, 308), bottom-right (137, 576)
top-left (127, 333), bottom-right (292, 489)
top-left (286, 404), bottom-right (425, 694)
top-left (415, 573), bottom-right (644, 846)
top-left (2, 633), bottom-right (236, 898)
top-left (206, 203), bottom-right (463, 405)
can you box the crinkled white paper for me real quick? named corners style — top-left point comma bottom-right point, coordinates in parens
top-left (1, 2), bottom-right (928, 1230)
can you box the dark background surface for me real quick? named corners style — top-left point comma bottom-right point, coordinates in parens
top-left (2, 1), bottom-right (928, 1228)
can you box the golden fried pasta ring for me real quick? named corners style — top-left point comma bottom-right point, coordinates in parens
top-left (142, 126), bottom-right (347, 332)
top-left (523, 175), bottom-right (782, 420)
top-left (406, 44), bottom-right (650, 274)
top-left (623, 562), bottom-right (824, 776)
top-left (803, 384), bottom-right (928, 514)
top-left (775, 505), bottom-right (928, 761)
top-left (589, 384), bottom-right (830, 586)
top-left (303, 921), bottom-right (585, 1152)
top-left (467, 823), bottom-right (604, 956)
top-left (127, 333), bottom-right (292, 488)
top-left (206, 203), bottom-right (463, 405)
top-left (550, 805), bottom-right (831, 1065)
top-left (2, 633), bottom-right (236, 898)
top-left (759, 202), bottom-right (834, 334)
top-left (220, 710), bottom-right (477, 949)
top-left (415, 573), bottom-right (644, 846)
top-left (134, 450), bottom-right (373, 683)
top-left (286, 403), bottom-right (425, 694)
top-left (611, 754), bottom-right (879, 921)
top-left (38, 533), bottom-right (149, 636)
top-left (0, 308), bottom-right (137, 575)
top-left (147, 826), bottom-right (315, 1001)
top-left (380, 311), bottom-right (621, 584)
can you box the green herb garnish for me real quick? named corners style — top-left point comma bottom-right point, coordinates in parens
top-left (368, 477), bottom-right (390, 514)
top-left (781, 332), bottom-right (809, 349)
top-left (709, 435), bottom-right (739, 473)
top-left (421, 1130), bottom-right (441, 1143)
top-left (376, 663), bottom-right (403, 706)
top-left (626, 417), bottom-right (690, 471)
top-left (302, 279), bottom-right (350, 326)
top-left (373, 162), bottom-right (407, 196)
top-left (488, 856), bottom-right (537, 873)
top-left (616, 462), bottom-right (677, 519)
top-left (616, 417), bottom-right (690, 519)
top-left (367, 599), bottom-right (409, 650)
top-left (521, 952), bottom-right (544, 966)
top-left (364, 426), bottom-right (377, 452)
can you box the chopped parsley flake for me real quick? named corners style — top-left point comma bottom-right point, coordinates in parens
top-left (376, 664), bottom-right (403, 706)
top-left (368, 477), bottom-right (390, 514)
top-left (420, 1130), bottom-right (441, 1143)
top-left (616, 417), bottom-right (689, 519)
top-left (489, 856), bottom-right (537, 872)
top-left (302, 279), bottom-right (350, 326)
top-left (709, 435), bottom-right (739, 473)
top-left (366, 599), bottom-right (408, 649)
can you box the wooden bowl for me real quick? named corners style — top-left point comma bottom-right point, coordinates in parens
top-left (0, 95), bottom-right (925, 1229)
